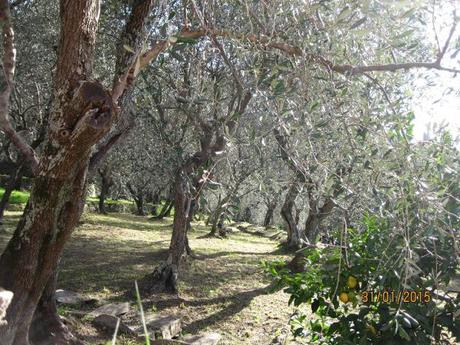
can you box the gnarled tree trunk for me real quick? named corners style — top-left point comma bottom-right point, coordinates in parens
top-left (305, 197), bottom-right (336, 243)
top-left (280, 182), bottom-right (304, 249)
top-left (98, 166), bottom-right (113, 214)
top-left (141, 171), bottom-right (190, 293)
top-left (0, 1), bottom-right (111, 342)
top-left (29, 268), bottom-right (82, 345)
top-left (263, 201), bottom-right (277, 228)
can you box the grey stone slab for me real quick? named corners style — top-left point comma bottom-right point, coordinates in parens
top-left (139, 314), bottom-right (182, 340)
top-left (182, 332), bottom-right (221, 345)
top-left (88, 302), bottom-right (130, 318)
top-left (92, 314), bottom-right (135, 335)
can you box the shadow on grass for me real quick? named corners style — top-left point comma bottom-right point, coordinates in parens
top-left (59, 234), bottom-right (170, 294)
top-left (82, 213), bottom-right (172, 233)
top-left (151, 286), bottom-right (271, 333)
top-left (193, 249), bottom-right (285, 260)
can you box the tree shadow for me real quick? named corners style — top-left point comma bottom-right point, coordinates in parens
top-left (193, 249), bottom-right (285, 260)
top-left (181, 286), bottom-right (271, 333)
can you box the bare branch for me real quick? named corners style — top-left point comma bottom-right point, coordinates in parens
top-left (437, 11), bottom-right (458, 63)
top-left (0, 0), bottom-right (39, 174)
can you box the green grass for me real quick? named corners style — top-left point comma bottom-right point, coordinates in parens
top-left (0, 188), bottom-right (137, 207)
top-left (0, 211), bottom-right (294, 345)
top-left (0, 188), bottom-right (30, 204)
top-left (87, 196), bottom-right (134, 206)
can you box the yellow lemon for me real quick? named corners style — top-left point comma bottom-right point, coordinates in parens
top-left (339, 292), bottom-right (349, 303)
top-left (347, 276), bottom-right (358, 289)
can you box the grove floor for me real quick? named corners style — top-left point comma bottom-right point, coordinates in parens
top-left (0, 211), bottom-right (300, 345)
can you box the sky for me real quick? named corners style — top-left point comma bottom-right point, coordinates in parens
top-left (411, 1), bottom-right (460, 142)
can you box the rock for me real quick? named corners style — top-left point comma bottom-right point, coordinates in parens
top-left (150, 340), bottom-right (188, 345)
top-left (88, 302), bottom-right (130, 318)
top-left (55, 289), bottom-right (96, 305)
top-left (139, 315), bottom-right (182, 340)
top-left (92, 314), bottom-right (135, 335)
top-left (182, 332), bottom-right (221, 345)
top-left (0, 288), bottom-right (13, 324)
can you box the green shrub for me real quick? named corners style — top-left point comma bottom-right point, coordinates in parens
top-left (264, 215), bottom-right (459, 345)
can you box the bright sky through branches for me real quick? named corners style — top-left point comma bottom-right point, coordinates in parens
top-left (412, 1), bottom-right (459, 142)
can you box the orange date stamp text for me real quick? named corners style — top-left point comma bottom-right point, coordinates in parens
top-left (361, 290), bottom-right (431, 304)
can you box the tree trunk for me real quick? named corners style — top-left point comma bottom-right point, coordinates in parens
top-left (305, 198), bottom-right (335, 243)
top-left (0, 166), bottom-right (23, 222)
top-left (263, 202), bottom-right (277, 228)
top-left (280, 182), bottom-right (304, 249)
top-left (0, 165), bottom-right (89, 345)
top-left (149, 192), bottom-right (160, 216)
top-left (29, 268), bottom-right (82, 345)
top-left (98, 180), bottom-right (109, 214)
top-left (134, 193), bottom-right (145, 216)
top-left (0, 2), bottom-right (115, 342)
top-left (141, 172), bottom-right (189, 293)
top-left (98, 168), bottom-right (113, 214)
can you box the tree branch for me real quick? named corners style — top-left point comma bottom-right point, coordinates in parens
top-left (0, 0), bottom-right (39, 175)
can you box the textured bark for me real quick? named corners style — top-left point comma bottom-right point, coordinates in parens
top-left (134, 194), bottom-right (145, 216)
top-left (280, 182), bottom-right (304, 249)
top-left (304, 197), bottom-right (335, 243)
top-left (141, 172), bottom-right (189, 293)
top-left (98, 167), bottom-right (113, 214)
top-left (0, 1), bottom-right (112, 344)
top-left (29, 269), bottom-right (82, 345)
top-left (263, 201), bottom-right (277, 228)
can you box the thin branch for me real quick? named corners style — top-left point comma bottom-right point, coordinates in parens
top-left (437, 10), bottom-right (457, 63)
top-left (0, 0), bottom-right (39, 174)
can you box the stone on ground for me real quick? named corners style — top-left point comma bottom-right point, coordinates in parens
top-left (182, 332), bottom-right (221, 345)
top-left (92, 314), bottom-right (135, 335)
top-left (150, 340), bottom-right (188, 345)
top-left (55, 289), bottom-right (96, 305)
top-left (138, 314), bottom-right (182, 340)
top-left (0, 288), bottom-right (13, 324)
top-left (88, 302), bottom-right (130, 317)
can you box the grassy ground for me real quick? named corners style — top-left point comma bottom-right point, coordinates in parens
top-left (0, 188), bottom-right (29, 204)
top-left (0, 210), bottom-right (298, 345)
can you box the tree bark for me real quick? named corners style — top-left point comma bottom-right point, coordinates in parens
top-left (263, 201), bottom-right (277, 228)
top-left (29, 268), bottom-right (82, 345)
top-left (304, 197), bottom-right (335, 243)
top-left (0, 1), bottom-right (115, 343)
top-left (98, 167), bottom-right (113, 214)
top-left (280, 182), bottom-right (304, 249)
top-left (134, 193), bottom-right (145, 216)
top-left (141, 172), bottom-right (189, 293)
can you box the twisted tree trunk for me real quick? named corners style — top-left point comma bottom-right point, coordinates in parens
top-left (263, 201), bottom-right (277, 228)
top-left (141, 171), bottom-right (190, 293)
top-left (280, 182), bottom-right (304, 249)
top-left (304, 197), bottom-right (335, 243)
top-left (0, 0), bottom-right (156, 342)
top-left (98, 167), bottom-right (113, 214)
top-left (29, 268), bottom-right (82, 345)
